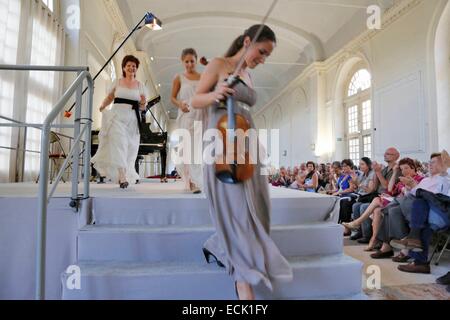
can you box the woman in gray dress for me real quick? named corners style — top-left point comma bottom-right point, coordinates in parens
top-left (191, 25), bottom-right (293, 300)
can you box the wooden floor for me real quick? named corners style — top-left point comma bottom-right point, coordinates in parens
top-left (344, 239), bottom-right (450, 300)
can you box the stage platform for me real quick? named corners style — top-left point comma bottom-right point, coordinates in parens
top-left (0, 180), bottom-right (364, 300)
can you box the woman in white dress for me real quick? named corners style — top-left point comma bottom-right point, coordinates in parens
top-left (91, 55), bottom-right (148, 189)
top-left (171, 48), bottom-right (204, 194)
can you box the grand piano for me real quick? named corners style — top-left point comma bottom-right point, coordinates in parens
top-left (91, 95), bottom-right (168, 180)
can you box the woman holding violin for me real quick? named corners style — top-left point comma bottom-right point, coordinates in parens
top-left (191, 25), bottom-right (293, 300)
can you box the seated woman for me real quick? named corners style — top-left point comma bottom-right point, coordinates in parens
top-left (271, 167), bottom-right (291, 187)
top-left (343, 158), bottom-right (424, 250)
top-left (300, 161), bottom-right (319, 192)
top-left (289, 171), bottom-right (306, 191)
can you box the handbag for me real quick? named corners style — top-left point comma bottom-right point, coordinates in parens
top-left (357, 192), bottom-right (379, 203)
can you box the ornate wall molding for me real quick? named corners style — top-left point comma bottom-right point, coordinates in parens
top-left (255, 0), bottom-right (424, 117)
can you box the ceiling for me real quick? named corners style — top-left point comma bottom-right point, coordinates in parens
top-left (117, 0), bottom-right (396, 119)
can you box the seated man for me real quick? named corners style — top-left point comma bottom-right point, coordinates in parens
top-left (371, 152), bottom-right (448, 264)
top-left (435, 151), bottom-right (450, 293)
top-left (390, 151), bottom-right (450, 274)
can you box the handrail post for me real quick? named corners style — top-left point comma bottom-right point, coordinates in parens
top-left (35, 124), bottom-right (51, 300)
top-left (33, 70), bottom-right (90, 300)
top-left (0, 66), bottom-right (94, 300)
top-left (83, 77), bottom-right (94, 198)
top-left (21, 127), bottom-right (27, 182)
top-left (71, 72), bottom-right (83, 202)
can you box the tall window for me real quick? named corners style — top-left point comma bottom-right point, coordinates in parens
top-left (345, 68), bottom-right (372, 165)
top-left (42, 0), bottom-right (53, 12)
top-left (0, 0), bottom-right (21, 182)
top-left (24, 0), bottom-right (63, 179)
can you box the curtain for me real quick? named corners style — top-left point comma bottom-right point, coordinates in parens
top-left (23, 0), bottom-right (65, 181)
top-left (0, 0), bottom-right (21, 182)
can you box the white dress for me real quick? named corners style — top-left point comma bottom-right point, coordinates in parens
top-left (91, 79), bottom-right (148, 183)
top-left (175, 74), bottom-right (204, 190)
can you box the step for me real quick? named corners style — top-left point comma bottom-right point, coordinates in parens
top-left (78, 222), bottom-right (344, 262)
top-left (91, 191), bottom-right (339, 226)
top-left (61, 254), bottom-right (363, 300)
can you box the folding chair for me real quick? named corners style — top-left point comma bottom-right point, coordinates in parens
top-left (36, 131), bottom-right (70, 183)
top-left (430, 228), bottom-right (450, 266)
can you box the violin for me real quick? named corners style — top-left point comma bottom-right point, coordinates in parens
top-left (215, 76), bottom-right (254, 184)
top-left (200, 56), bottom-right (255, 184)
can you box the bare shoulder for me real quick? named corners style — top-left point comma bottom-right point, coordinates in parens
top-left (206, 58), bottom-right (226, 71)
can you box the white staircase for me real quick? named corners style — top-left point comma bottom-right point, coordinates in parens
top-left (62, 190), bottom-right (364, 300)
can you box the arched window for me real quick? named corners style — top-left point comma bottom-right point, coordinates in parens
top-left (348, 69), bottom-right (371, 96)
top-left (345, 68), bottom-right (372, 165)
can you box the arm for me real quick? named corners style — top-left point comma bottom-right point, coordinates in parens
top-left (330, 174), bottom-right (338, 191)
top-left (358, 174), bottom-right (376, 194)
top-left (366, 175), bottom-right (376, 194)
top-left (374, 164), bottom-right (390, 190)
top-left (170, 76), bottom-right (189, 113)
top-left (139, 81), bottom-right (148, 111)
top-left (338, 176), bottom-right (356, 195)
top-left (191, 58), bottom-right (235, 109)
top-left (99, 88), bottom-right (115, 112)
top-left (388, 165), bottom-right (400, 194)
top-left (304, 173), bottom-right (319, 190)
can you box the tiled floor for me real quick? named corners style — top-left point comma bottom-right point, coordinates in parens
top-left (344, 238), bottom-right (450, 300)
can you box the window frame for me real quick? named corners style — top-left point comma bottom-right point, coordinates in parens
top-left (344, 66), bottom-right (373, 164)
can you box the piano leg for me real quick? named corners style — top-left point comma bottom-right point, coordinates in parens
top-left (160, 149), bottom-right (167, 181)
top-left (135, 155), bottom-right (144, 183)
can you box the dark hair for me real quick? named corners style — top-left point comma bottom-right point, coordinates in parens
top-left (306, 162), bottom-right (316, 180)
top-left (360, 157), bottom-right (372, 170)
top-left (121, 55), bottom-right (140, 78)
top-left (225, 24), bottom-right (276, 58)
top-left (341, 159), bottom-right (354, 168)
top-left (181, 48), bottom-right (198, 60)
top-left (430, 152), bottom-right (442, 160)
top-left (399, 157), bottom-right (416, 171)
top-left (306, 161), bottom-right (316, 170)
top-left (332, 161), bottom-right (341, 169)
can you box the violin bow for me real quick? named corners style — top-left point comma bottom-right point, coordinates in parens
top-left (224, 0), bottom-right (279, 167)
top-left (230, 0), bottom-right (279, 80)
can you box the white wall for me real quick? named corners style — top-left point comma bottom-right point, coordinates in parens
top-left (257, 0), bottom-right (447, 166)
top-left (433, 1), bottom-right (450, 151)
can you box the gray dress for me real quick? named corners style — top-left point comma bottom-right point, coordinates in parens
top-left (203, 80), bottom-right (293, 291)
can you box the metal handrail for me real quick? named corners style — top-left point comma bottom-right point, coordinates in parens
top-left (0, 115), bottom-right (86, 180)
top-left (0, 64), bottom-right (94, 300)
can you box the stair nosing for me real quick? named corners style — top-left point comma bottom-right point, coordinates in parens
top-left (73, 254), bottom-right (361, 276)
top-left (79, 222), bottom-right (342, 234)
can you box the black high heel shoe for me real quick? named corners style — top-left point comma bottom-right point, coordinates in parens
top-left (202, 248), bottom-right (225, 268)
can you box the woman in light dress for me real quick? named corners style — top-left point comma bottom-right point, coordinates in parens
top-left (92, 55), bottom-right (148, 189)
top-left (171, 48), bottom-right (204, 194)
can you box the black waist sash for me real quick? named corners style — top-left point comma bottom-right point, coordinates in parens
top-left (114, 98), bottom-right (143, 134)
